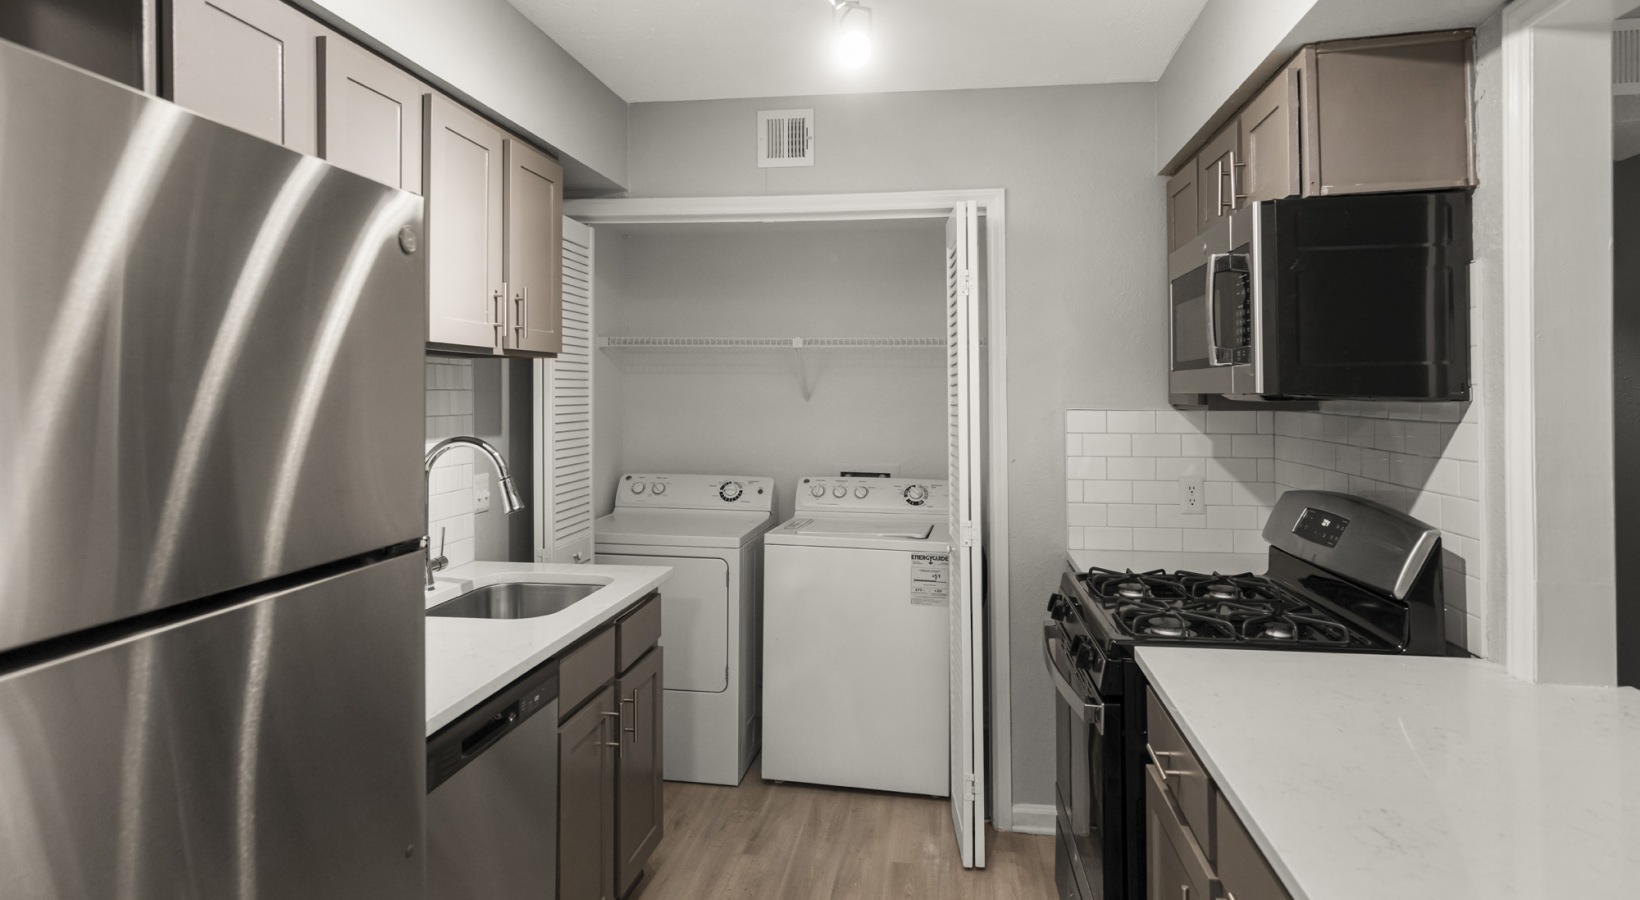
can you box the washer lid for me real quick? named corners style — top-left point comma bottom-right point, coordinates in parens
top-left (595, 509), bottom-right (777, 549)
top-left (787, 518), bottom-right (934, 540)
top-left (764, 514), bottom-right (951, 552)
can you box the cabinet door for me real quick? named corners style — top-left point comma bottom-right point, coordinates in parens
top-left (616, 647), bottom-right (663, 896)
top-left (1304, 33), bottom-right (1475, 195)
top-left (504, 139), bottom-right (564, 356)
top-left (560, 686), bottom-right (617, 900)
top-left (426, 94), bottom-right (505, 352)
top-left (1165, 163), bottom-right (1199, 252)
top-left (318, 36), bottom-right (425, 194)
top-left (1145, 766), bottom-right (1217, 900)
top-left (1216, 793), bottom-right (1293, 900)
top-left (168, 0), bottom-right (320, 155)
top-left (1241, 63), bottom-right (1302, 204)
top-left (1195, 118), bottom-right (1241, 233)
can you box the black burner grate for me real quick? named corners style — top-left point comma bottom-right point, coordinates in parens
top-left (1079, 567), bottom-right (1365, 646)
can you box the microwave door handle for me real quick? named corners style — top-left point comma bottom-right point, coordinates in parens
top-left (1204, 252), bottom-right (1227, 365)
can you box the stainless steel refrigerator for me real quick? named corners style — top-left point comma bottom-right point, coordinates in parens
top-left (0, 39), bottom-right (427, 899)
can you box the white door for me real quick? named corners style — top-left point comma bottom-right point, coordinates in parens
top-left (535, 217), bottom-right (594, 563)
top-left (946, 201), bottom-right (986, 867)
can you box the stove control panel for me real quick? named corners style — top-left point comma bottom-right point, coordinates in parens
top-left (794, 477), bottom-right (948, 514)
top-left (1293, 508), bottom-right (1349, 548)
top-left (614, 473), bottom-right (773, 512)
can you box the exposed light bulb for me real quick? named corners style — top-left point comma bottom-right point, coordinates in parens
top-left (836, 27), bottom-right (872, 68)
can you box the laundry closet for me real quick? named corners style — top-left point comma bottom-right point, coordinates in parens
top-left (549, 194), bottom-right (997, 867)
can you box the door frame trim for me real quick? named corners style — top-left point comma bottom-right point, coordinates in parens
top-left (564, 189), bottom-right (1015, 831)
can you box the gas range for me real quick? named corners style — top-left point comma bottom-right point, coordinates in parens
top-left (1046, 490), bottom-right (1450, 900)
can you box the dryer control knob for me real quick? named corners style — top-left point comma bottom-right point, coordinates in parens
top-left (719, 481), bottom-right (743, 502)
top-left (810, 484), bottom-right (827, 498)
top-left (832, 485), bottom-right (848, 498)
top-left (854, 487), bottom-right (870, 499)
top-left (904, 484), bottom-right (928, 505)
top-left (651, 483), bottom-right (667, 496)
top-left (630, 482), bottom-right (646, 494)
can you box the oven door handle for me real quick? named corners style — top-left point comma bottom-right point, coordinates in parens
top-left (1043, 629), bottom-right (1106, 734)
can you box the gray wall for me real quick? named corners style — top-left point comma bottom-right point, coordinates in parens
top-left (302, 0), bottom-right (629, 191)
top-left (624, 84), bottom-right (1164, 809)
top-left (594, 222), bottom-right (948, 518)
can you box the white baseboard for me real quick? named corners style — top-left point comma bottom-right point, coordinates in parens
top-left (1009, 803), bottom-right (1056, 835)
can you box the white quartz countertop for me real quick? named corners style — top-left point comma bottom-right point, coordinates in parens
top-left (1069, 549), bottom-right (1269, 575)
top-left (1136, 647), bottom-right (1640, 900)
top-left (424, 562), bottom-right (672, 735)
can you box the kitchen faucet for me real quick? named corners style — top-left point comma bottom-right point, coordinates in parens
top-left (424, 436), bottom-right (524, 591)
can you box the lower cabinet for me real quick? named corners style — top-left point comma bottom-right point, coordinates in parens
top-left (1146, 688), bottom-right (1292, 900)
top-left (616, 646), bottom-right (664, 895)
top-left (559, 592), bottom-right (663, 900)
top-left (560, 685), bottom-right (617, 900)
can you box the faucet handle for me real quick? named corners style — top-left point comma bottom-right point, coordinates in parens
top-left (438, 526), bottom-right (446, 559)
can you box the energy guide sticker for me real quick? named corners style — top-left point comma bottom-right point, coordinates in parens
top-left (911, 552), bottom-right (950, 606)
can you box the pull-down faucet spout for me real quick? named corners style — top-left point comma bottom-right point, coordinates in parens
top-left (423, 436), bottom-right (523, 590)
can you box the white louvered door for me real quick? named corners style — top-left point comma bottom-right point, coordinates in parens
top-left (945, 201), bottom-right (985, 868)
top-left (534, 216), bottom-right (594, 563)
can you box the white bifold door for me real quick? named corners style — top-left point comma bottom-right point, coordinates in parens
top-left (534, 217), bottom-right (595, 564)
top-left (945, 201), bottom-right (986, 868)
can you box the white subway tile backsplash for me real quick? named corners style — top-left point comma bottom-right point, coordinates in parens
top-left (1067, 481), bottom-right (1083, 503)
top-left (1134, 480), bottom-right (1180, 505)
top-left (1066, 433), bottom-right (1082, 457)
top-left (1068, 503), bottom-right (1108, 527)
top-left (1183, 530), bottom-right (1235, 553)
top-left (1083, 480), bottom-right (1133, 504)
top-left (1067, 410), bottom-right (1107, 433)
top-left (1083, 527), bottom-right (1134, 551)
top-left (1132, 433), bottom-right (1182, 457)
top-left (1206, 505), bottom-right (1256, 530)
top-left (1135, 529), bottom-right (1184, 551)
top-left (1082, 433), bottom-right (1133, 457)
top-left (1067, 457), bottom-right (1107, 480)
top-left (1107, 410), bottom-right (1157, 433)
top-left (1156, 457), bottom-right (1206, 480)
top-left (1108, 504), bottom-right (1157, 528)
top-left (1108, 457), bottom-right (1157, 481)
top-left (1206, 411), bottom-right (1259, 434)
top-left (1233, 434), bottom-right (1274, 458)
top-left (1156, 410), bottom-right (1206, 433)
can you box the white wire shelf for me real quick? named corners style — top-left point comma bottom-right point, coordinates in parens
top-left (598, 336), bottom-right (945, 349)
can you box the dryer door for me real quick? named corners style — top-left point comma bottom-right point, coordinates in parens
top-left (598, 554), bottom-right (728, 693)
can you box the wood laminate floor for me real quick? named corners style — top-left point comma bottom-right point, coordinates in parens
top-left (638, 764), bottom-right (1058, 900)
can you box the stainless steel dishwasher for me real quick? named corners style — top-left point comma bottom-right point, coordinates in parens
top-left (428, 660), bottom-right (559, 899)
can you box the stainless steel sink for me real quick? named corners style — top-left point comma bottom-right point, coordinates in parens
top-left (428, 582), bottom-right (603, 619)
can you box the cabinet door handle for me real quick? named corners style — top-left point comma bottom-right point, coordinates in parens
top-left (491, 286), bottom-right (506, 347)
top-left (1180, 885), bottom-right (1190, 900)
top-left (1148, 745), bottom-right (1188, 777)
top-left (620, 695), bottom-right (637, 739)
top-left (1230, 150), bottom-right (1247, 204)
top-left (514, 286), bottom-right (526, 339)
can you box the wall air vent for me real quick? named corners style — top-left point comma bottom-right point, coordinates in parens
top-left (757, 108), bottom-right (814, 167)
top-left (1617, 21), bottom-right (1640, 95)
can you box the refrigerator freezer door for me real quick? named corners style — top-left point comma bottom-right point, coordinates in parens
top-left (0, 41), bottom-right (426, 654)
top-left (0, 552), bottom-right (424, 900)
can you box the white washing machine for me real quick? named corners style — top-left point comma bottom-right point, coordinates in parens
top-left (762, 476), bottom-right (952, 797)
top-left (595, 473), bottom-right (776, 786)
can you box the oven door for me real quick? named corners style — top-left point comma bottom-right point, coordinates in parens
top-left (1045, 622), bottom-right (1118, 900)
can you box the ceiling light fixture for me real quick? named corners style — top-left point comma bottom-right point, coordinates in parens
top-left (829, 0), bottom-right (873, 69)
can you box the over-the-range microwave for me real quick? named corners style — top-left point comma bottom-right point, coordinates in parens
top-left (1169, 190), bottom-right (1472, 402)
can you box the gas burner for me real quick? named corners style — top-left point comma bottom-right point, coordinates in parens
top-left (1258, 621), bottom-right (1295, 641)
top-left (1142, 616), bottom-right (1183, 637)
top-left (1114, 581), bottom-right (1150, 600)
top-left (1201, 582), bottom-right (1240, 601)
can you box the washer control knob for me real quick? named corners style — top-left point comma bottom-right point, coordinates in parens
top-left (854, 487), bottom-right (870, 499)
top-left (718, 481), bottom-right (743, 502)
top-left (832, 485), bottom-right (848, 498)
top-left (630, 482), bottom-right (646, 494)
top-left (651, 483), bottom-right (667, 496)
top-left (810, 484), bottom-right (827, 498)
top-left (904, 484), bottom-right (929, 505)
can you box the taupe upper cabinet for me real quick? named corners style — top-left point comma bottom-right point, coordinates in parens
top-left (1304, 33), bottom-right (1475, 195)
top-left (505, 140), bottom-right (564, 355)
top-left (426, 93), bottom-right (506, 353)
top-left (1165, 166), bottom-right (1198, 253)
top-left (1240, 60), bottom-right (1303, 204)
top-left (167, 0), bottom-right (320, 155)
top-left (318, 35), bottom-right (426, 194)
top-left (1195, 118), bottom-right (1242, 233)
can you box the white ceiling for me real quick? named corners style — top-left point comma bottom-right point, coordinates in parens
top-left (506, 0), bottom-right (1214, 103)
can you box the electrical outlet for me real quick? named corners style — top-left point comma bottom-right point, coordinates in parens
top-left (473, 472), bottom-right (491, 513)
top-left (1180, 475), bottom-right (1205, 515)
